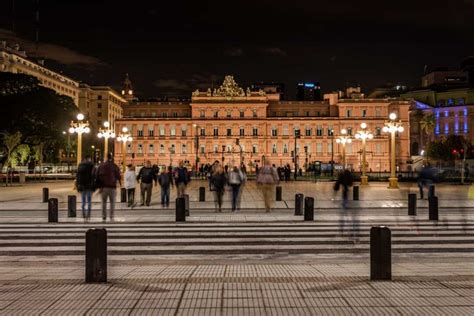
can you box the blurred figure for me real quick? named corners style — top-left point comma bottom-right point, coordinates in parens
top-left (257, 159), bottom-right (279, 212)
top-left (175, 161), bottom-right (190, 197)
top-left (124, 164), bottom-right (137, 208)
top-left (159, 166), bottom-right (174, 208)
top-left (228, 165), bottom-right (245, 212)
top-left (334, 169), bottom-right (356, 238)
top-left (210, 165), bottom-right (227, 212)
top-left (96, 153), bottom-right (121, 221)
top-left (418, 163), bottom-right (435, 199)
top-left (76, 155), bottom-right (95, 220)
top-left (137, 160), bottom-right (157, 206)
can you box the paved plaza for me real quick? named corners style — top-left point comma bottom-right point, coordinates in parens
top-left (0, 180), bottom-right (473, 315)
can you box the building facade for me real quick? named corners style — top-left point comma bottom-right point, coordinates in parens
top-left (78, 84), bottom-right (126, 133)
top-left (114, 76), bottom-right (411, 173)
top-left (0, 41), bottom-right (80, 105)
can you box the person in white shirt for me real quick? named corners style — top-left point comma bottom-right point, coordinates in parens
top-left (124, 164), bottom-right (137, 208)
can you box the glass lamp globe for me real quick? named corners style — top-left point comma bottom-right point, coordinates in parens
top-left (360, 122), bottom-right (367, 129)
top-left (389, 113), bottom-right (397, 120)
top-left (103, 121), bottom-right (110, 128)
top-left (122, 127), bottom-right (128, 133)
top-left (98, 133), bottom-right (103, 138)
top-left (77, 113), bottom-right (85, 121)
top-left (68, 127), bottom-right (75, 134)
top-left (341, 128), bottom-right (347, 135)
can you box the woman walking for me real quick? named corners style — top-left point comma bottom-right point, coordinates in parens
top-left (124, 164), bottom-right (137, 208)
top-left (228, 165), bottom-right (244, 212)
top-left (256, 159), bottom-right (279, 213)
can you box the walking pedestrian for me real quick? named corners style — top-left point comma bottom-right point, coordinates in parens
top-left (334, 169), bottom-right (357, 239)
top-left (228, 165), bottom-right (245, 212)
top-left (124, 164), bottom-right (137, 208)
top-left (96, 153), bottom-right (121, 221)
top-left (137, 160), bottom-right (157, 206)
top-left (76, 155), bottom-right (95, 220)
top-left (210, 165), bottom-right (227, 212)
top-left (418, 163), bottom-right (435, 199)
top-left (158, 166), bottom-right (174, 208)
top-left (174, 161), bottom-right (189, 197)
top-left (256, 159), bottom-right (279, 212)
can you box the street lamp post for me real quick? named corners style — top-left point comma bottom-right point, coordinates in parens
top-left (335, 128), bottom-right (352, 169)
top-left (116, 127), bottom-right (133, 177)
top-left (383, 113), bottom-right (404, 189)
top-left (193, 124), bottom-right (199, 173)
top-left (97, 121), bottom-right (116, 161)
top-left (330, 129), bottom-right (334, 177)
top-left (355, 122), bottom-right (374, 185)
top-left (68, 113), bottom-right (90, 165)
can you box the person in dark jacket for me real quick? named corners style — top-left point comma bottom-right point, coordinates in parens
top-left (96, 153), bottom-right (121, 221)
top-left (137, 160), bottom-right (157, 206)
top-left (175, 161), bottom-right (189, 197)
top-left (334, 169), bottom-right (357, 239)
top-left (158, 166), bottom-right (174, 207)
top-left (76, 156), bottom-right (95, 219)
top-left (210, 165), bottom-right (227, 212)
top-left (418, 163), bottom-right (435, 199)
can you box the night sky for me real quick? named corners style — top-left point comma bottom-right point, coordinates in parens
top-left (1, 0), bottom-right (474, 99)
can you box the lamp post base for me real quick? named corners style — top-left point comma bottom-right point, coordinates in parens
top-left (388, 177), bottom-right (399, 189)
top-left (360, 175), bottom-right (369, 185)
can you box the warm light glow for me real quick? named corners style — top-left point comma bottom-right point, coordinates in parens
top-left (84, 127), bottom-right (90, 133)
top-left (368, 134), bottom-right (374, 139)
top-left (117, 136), bottom-right (122, 142)
top-left (347, 139), bottom-right (352, 143)
top-left (398, 126), bottom-right (404, 133)
top-left (98, 133), bottom-right (103, 138)
top-left (341, 128), bottom-right (347, 135)
top-left (77, 113), bottom-right (85, 121)
top-left (122, 127), bottom-right (128, 133)
top-left (382, 126), bottom-right (389, 133)
top-left (111, 133), bottom-right (116, 138)
top-left (355, 134), bottom-right (361, 139)
top-left (128, 90), bottom-right (133, 95)
top-left (103, 121), bottom-right (110, 128)
top-left (62, 131), bottom-right (66, 135)
top-left (360, 122), bottom-right (367, 129)
top-left (68, 127), bottom-right (75, 134)
top-left (389, 113), bottom-right (397, 120)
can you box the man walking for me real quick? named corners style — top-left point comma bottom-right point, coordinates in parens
top-left (175, 161), bottom-right (189, 197)
top-left (256, 159), bottom-right (279, 213)
top-left (137, 160), bottom-right (157, 206)
top-left (158, 166), bottom-right (174, 208)
top-left (96, 153), bottom-right (121, 221)
top-left (76, 155), bottom-right (95, 220)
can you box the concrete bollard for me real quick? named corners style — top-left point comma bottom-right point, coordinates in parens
top-left (67, 195), bottom-right (77, 217)
top-left (370, 226), bottom-right (392, 280)
top-left (176, 197), bottom-right (186, 222)
top-left (48, 198), bottom-right (58, 223)
top-left (408, 193), bottom-right (417, 216)
top-left (199, 187), bottom-right (205, 202)
top-left (295, 194), bottom-right (304, 216)
top-left (120, 188), bottom-right (127, 203)
top-left (183, 194), bottom-right (190, 216)
top-left (429, 196), bottom-right (438, 221)
top-left (85, 228), bottom-right (107, 283)
top-left (42, 187), bottom-right (49, 203)
top-left (276, 186), bottom-right (282, 201)
top-left (428, 185), bottom-right (435, 199)
top-left (353, 186), bottom-right (359, 201)
top-left (304, 197), bottom-right (314, 221)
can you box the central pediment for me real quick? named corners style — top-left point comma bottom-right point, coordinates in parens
top-left (192, 75), bottom-right (267, 101)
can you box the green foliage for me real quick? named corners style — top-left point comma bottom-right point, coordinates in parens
top-left (420, 113), bottom-right (436, 136)
top-left (426, 135), bottom-right (472, 160)
top-left (1, 131), bottom-right (22, 166)
top-left (0, 73), bottom-right (77, 164)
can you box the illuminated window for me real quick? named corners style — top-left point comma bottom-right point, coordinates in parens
top-left (252, 128), bottom-right (258, 136)
top-left (272, 144), bottom-right (277, 154)
top-left (316, 126), bottom-right (323, 136)
top-left (272, 128), bottom-right (277, 136)
top-left (214, 128), bottom-right (219, 136)
top-left (200, 128), bottom-right (205, 136)
top-left (227, 128), bottom-right (232, 136)
top-left (240, 128), bottom-right (245, 136)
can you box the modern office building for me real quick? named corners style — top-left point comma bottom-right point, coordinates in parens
top-left (115, 75), bottom-right (411, 173)
top-left (296, 82), bottom-right (321, 101)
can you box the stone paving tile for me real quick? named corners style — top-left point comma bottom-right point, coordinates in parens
top-left (85, 309), bottom-right (134, 316)
top-left (223, 298), bottom-right (266, 308)
top-left (305, 306), bottom-right (355, 315)
top-left (386, 296), bottom-right (432, 306)
top-left (221, 308), bottom-right (266, 316)
top-left (351, 306), bottom-right (401, 315)
top-left (129, 308), bottom-right (175, 316)
top-left (177, 308), bottom-right (221, 316)
top-left (394, 306), bottom-right (446, 315)
top-left (134, 298), bottom-right (180, 309)
top-left (3, 299), bottom-right (55, 310)
top-left (344, 297), bottom-right (392, 307)
top-left (40, 310), bottom-right (88, 316)
top-left (222, 289), bottom-right (261, 298)
top-left (302, 297), bottom-right (349, 307)
top-left (91, 299), bottom-right (139, 309)
top-left (0, 300), bottom-right (14, 310)
top-left (47, 299), bottom-right (99, 310)
top-left (438, 306), bottom-right (474, 315)
top-left (266, 307), bottom-right (316, 316)
top-left (424, 296), bottom-right (474, 306)
top-left (179, 298), bottom-right (221, 309)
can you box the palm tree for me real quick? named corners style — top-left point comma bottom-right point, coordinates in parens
top-left (420, 113), bottom-right (436, 143)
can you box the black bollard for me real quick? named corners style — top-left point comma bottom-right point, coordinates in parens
top-left (353, 186), bottom-right (359, 201)
top-left (428, 185), bottom-right (435, 199)
top-left (176, 197), bottom-right (186, 222)
top-left (408, 193), bottom-right (417, 216)
top-left (428, 196), bottom-right (438, 221)
top-left (199, 187), bottom-right (205, 202)
top-left (120, 188), bottom-right (127, 203)
top-left (370, 226), bottom-right (392, 280)
top-left (304, 197), bottom-right (314, 221)
top-left (85, 228), bottom-right (107, 283)
top-left (183, 194), bottom-right (190, 216)
top-left (295, 194), bottom-right (304, 216)
top-left (48, 198), bottom-right (58, 223)
top-left (67, 195), bottom-right (77, 217)
top-left (42, 187), bottom-right (49, 203)
top-left (276, 186), bottom-right (282, 201)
